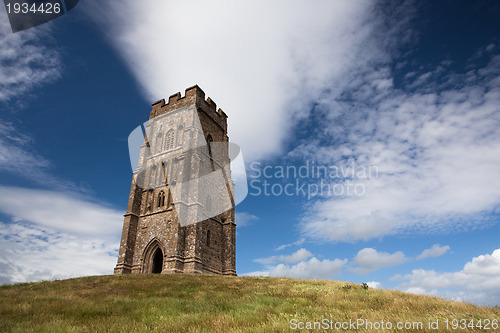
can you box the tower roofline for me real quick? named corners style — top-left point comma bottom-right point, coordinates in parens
top-left (150, 85), bottom-right (228, 126)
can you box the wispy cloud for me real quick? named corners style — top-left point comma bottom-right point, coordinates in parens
top-left (416, 244), bottom-right (450, 260)
top-left (0, 5), bottom-right (61, 103)
top-left (268, 257), bottom-right (347, 280)
top-left (0, 122), bottom-right (49, 173)
top-left (83, 0), bottom-right (410, 161)
top-left (349, 245), bottom-right (451, 274)
top-left (0, 121), bottom-right (79, 190)
top-left (0, 115), bottom-right (122, 284)
top-left (392, 249), bottom-right (500, 306)
top-left (254, 248), bottom-right (313, 265)
top-left (0, 186), bottom-right (123, 239)
top-left (275, 238), bottom-right (305, 251)
top-left (246, 247), bottom-right (346, 279)
top-left (250, 244), bottom-right (453, 280)
top-left (0, 221), bottom-right (118, 284)
top-left (235, 212), bottom-right (258, 228)
top-left (298, 53), bottom-right (500, 242)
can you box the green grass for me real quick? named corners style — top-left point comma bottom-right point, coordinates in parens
top-left (0, 274), bottom-right (498, 332)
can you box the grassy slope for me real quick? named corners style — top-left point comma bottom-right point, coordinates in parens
top-left (0, 274), bottom-right (498, 332)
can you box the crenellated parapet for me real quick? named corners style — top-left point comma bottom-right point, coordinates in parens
top-left (150, 85), bottom-right (228, 132)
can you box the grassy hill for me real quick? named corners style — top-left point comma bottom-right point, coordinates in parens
top-left (0, 274), bottom-right (498, 332)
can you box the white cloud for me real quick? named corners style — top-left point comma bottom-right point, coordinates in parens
top-left (0, 221), bottom-right (118, 284)
top-left (0, 122), bottom-right (45, 173)
top-left (275, 238), bottom-right (305, 251)
top-left (235, 212), bottom-right (258, 227)
top-left (366, 281), bottom-right (382, 289)
top-left (416, 244), bottom-right (450, 260)
top-left (350, 248), bottom-right (407, 275)
top-left (251, 245), bottom-right (449, 280)
top-left (0, 113), bottom-right (122, 285)
top-left (0, 186), bottom-right (123, 284)
top-left (83, 0), bottom-right (401, 161)
top-left (240, 271), bottom-right (269, 277)
top-left (393, 249), bottom-right (500, 306)
top-left (0, 5), bottom-right (61, 103)
top-left (299, 53), bottom-right (500, 242)
top-left (268, 257), bottom-right (347, 280)
top-left (255, 248), bottom-right (313, 264)
top-left (0, 186), bottom-right (123, 239)
top-left (249, 248), bottom-right (346, 279)
top-left (463, 249), bottom-right (500, 276)
top-left (0, 123), bottom-right (123, 284)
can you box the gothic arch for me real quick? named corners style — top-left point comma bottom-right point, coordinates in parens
top-left (164, 129), bottom-right (175, 151)
top-left (142, 238), bottom-right (165, 274)
top-left (158, 190), bottom-right (166, 207)
top-left (206, 134), bottom-right (214, 170)
top-left (206, 134), bottom-right (213, 158)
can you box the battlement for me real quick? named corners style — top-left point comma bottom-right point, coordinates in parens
top-left (150, 85), bottom-right (228, 126)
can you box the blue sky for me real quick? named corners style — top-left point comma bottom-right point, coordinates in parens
top-left (1, 1), bottom-right (500, 306)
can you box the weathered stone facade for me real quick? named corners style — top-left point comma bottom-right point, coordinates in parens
top-left (114, 85), bottom-right (236, 276)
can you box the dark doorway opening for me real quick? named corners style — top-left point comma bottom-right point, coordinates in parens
top-left (152, 248), bottom-right (163, 274)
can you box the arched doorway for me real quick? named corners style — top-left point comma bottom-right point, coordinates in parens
top-left (142, 239), bottom-right (165, 274)
top-left (152, 248), bottom-right (163, 274)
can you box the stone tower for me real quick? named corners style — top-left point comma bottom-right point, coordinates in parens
top-left (114, 85), bottom-right (236, 275)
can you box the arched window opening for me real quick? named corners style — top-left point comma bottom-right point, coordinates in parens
top-left (206, 134), bottom-right (213, 157)
top-left (152, 248), bottom-right (163, 274)
top-left (162, 162), bottom-right (167, 185)
top-left (165, 130), bottom-right (175, 151)
top-left (158, 191), bottom-right (165, 207)
top-left (207, 230), bottom-right (211, 247)
top-left (206, 134), bottom-right (214, 171)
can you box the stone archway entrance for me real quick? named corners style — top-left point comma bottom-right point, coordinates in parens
top-left (152, 248), bottom-right (163, 274)
top-left (142, 239), bottom-right (165, 274)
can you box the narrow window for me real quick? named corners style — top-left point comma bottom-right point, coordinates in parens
top-left (158, 191), bottom-right (165, 207)
top-left (206, 134), bottom-right (214, 170)
top-left (206, 134), bottom-right (213, 157)
top-left (165, 130), bottom-right (175, 151)
top-left (162, 162), bottom-right (167, 185)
